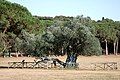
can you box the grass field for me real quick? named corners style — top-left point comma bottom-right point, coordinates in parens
top-left (0, 69), bottom-right (120, 80)
top-left (0, 55), bottom-right (120, 80)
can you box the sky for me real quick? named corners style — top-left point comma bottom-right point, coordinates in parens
top-left (7, 0), bottom-right (120, 21)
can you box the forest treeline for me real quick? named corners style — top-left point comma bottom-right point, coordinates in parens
top-left (0, 0), bottom-right (120, 57)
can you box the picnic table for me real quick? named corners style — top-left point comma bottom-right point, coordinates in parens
top-left (91, 62), bottom-right (117, 70)
top-left (8, 60), bottom-right (54, 69)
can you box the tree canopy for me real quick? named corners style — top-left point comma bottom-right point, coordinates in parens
top-left (0, 0), bottom-right (120, 57)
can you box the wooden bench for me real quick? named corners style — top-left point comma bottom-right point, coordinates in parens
top-left (91, 62), bottom-right (117, 70)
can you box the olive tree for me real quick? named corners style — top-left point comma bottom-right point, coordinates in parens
top-left (43, 20), bottom-right (102, 64)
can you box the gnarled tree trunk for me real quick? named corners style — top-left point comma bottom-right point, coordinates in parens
top-left (66, 52), bottom-right (77, 63)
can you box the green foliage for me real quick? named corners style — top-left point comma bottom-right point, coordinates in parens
top-left (0, 0), bottom-right (47, 55)
top-left (0, 0), bottom-right (46, 35)
top-left (77, 26), bottom-right (102, 55)
top-left (44, 20), bottom-right (102, 56)
top-left (17, 30), bottom-right (36, 55)
top-left (0, 0), bottom-right (120, 57)
top-left (35, 33), bottom-right (54, 56)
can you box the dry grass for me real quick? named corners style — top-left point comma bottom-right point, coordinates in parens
top-left (0, 69), bottom-right (120, 80)
top-left (0, 55), bottom-right (120, 80)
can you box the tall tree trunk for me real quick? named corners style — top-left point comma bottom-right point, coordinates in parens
top-left (115, 41), bottom-right (118, 55)
top-left (105, 39), bottom-right (108, 55)
top-left (114, 41), bottom-right (116, 55)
